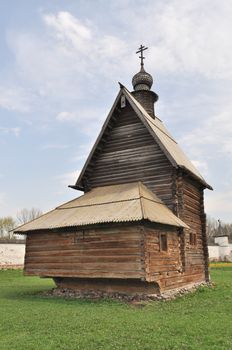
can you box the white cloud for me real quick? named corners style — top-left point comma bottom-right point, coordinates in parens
top-left (0, 127), bottom-right (21, 136)
top-left (56, 170), bottom-right (80, 187)
top-left (41, 144), bottom-right (70, 150)
top-left (0, 193), bottom-right (10, 217)
top-left (0, 192), bottom-right (5, 206)
top-left (56, 111), bottom-right (76, 122)
top-left (191, 160), bottom-right (209, 177)
top-left (206, 190), bottom-right (232, 219)
top-left (43, 11), bottom-right (92, 47)
top-left (56, 106), bottom-right (108, 137)
top-left (4, 5), bottom-right (232, 128)
top-left (7, 11), bottom-right (128, 98)
top-left (71, 142), bottom-right (94, 163)
top-left (56, 107), bottom-right (105, 123)
top-left (117, 0), bottom-right (232, 79)
top-left (180, 102), bottom-right (232, 159)
top-left (0, 86), bottom-right (30, 112)
top-left (42, 11), bottom-right (127, 63)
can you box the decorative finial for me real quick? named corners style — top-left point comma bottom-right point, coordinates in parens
top-left (132, 45), bottom-right (153, 91)
top-left (136, 45), bottom-right (148, 68)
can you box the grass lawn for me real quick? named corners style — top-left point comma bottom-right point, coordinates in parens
top-left (0, 267), bottom-right (231, 350)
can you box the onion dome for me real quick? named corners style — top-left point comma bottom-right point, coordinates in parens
top-left (132, 66), bottom-right (153, 91)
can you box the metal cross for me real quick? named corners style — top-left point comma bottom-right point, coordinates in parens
top-left (136, 45), bottom-right (148, 67)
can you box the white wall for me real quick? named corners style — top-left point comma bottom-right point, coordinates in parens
top-left (0, 243), bottom-right (25, 266)
top-left (208, 243), bottom-right (232, 262)
top-left (218, 245), bottom-right (232, 261)
top-left (208, 246), bottom-right (220, 261)
top-left (214, 236), bottom-right (229, 246)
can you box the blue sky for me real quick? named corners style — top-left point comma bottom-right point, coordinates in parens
top-left (0, 0), bottom-right (232, 222)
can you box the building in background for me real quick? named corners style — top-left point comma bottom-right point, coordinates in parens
top-left (208, 236), bottom-right (232, 262)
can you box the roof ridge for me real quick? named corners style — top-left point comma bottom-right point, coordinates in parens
top-left (138, 182), bottom-right (146, 219)
top-left (14, 181), bottom-right (189, 233)
top-left (57, 197), bottom-right (141, 210)
top-left (58, 194), bottom-right (164, 210)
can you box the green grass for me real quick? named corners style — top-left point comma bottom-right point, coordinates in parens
top-left (0, 268), bottom-right (231, 350)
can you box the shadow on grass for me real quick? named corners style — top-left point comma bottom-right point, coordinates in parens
top-left (3, 285), bottom-right (128, 308)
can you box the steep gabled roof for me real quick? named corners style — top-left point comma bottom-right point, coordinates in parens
top-left (72, 85), bottom-right (212, 190)
top-left (14, 182), bottom-right (188, 233)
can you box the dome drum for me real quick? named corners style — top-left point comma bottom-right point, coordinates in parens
top-left (132, 67), bottom-right (153, 91)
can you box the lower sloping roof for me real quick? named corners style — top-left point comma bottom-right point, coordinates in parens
top-left (14, 182), bottom-right (188, 233)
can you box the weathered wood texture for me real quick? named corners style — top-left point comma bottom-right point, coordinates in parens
top-left (131, 90), bottom-right (156, 117)
top-left (24, 226), bottom-right (145, 279)
top-left (81, 103), bottom-right (174, 209)
top-left (23, 98), bottom-right (209, 292)
top-left (144, 225), bottom-right (205, 290)
top-left (176, 173), bottom-right (208, 283)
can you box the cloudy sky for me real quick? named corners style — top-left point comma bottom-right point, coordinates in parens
top-left (0, 0), bottom-right (231, 223)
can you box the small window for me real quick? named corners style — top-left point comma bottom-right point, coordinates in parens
top-left (190, 232), bottom-right (197, 246)
top-left (160, 233), bottom-right (168, 252)
top-left (121, 95), bottom-right (126, 108)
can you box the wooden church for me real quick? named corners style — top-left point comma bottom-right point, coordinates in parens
top-left (15, 46), bottom-right (212, 294)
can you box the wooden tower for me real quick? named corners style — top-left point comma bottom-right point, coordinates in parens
top-left (15, 46), bottom-right (212, 294)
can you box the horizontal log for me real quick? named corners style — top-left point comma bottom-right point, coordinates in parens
top-left (28, 238), bottom-right (141, 249)
top-left (96, 145), bottom-right (162, 162)
top-left (24, 269), bottom-right (144, 279)
top-left (149, 265), bottom-right (180, 273)
top-left (92, 159), bottom-right (171, 174)
top-left (26, 247), bottom-right (142, 257)
top-left (90, 167), bottom-right (172, 182)
top-left (25, 255), bottom-right (142, 264)
top-left (28, 233), bottom-right (142, 245)
top-left (25, 262), bottom-right (142, 271)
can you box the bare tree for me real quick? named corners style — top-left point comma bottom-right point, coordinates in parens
top-left (220, 222), bottom-right (232, 239)
top-left (206, 215), bottom-right (232, 241)
top-left (206, 215), bottom-right (218, 239)
top-left (17, 208), bottom-right (43, 225)
top-left (0, 216), bottom-right (16, 239)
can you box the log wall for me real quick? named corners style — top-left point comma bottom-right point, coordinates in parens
top-left (144, 226), bottom-right (183, 290)
top-left (82, 103), bottom-right (174, 209)
top-left (176, 174), bottom-right (207, 284)
top-left (144, 224), bottom-right (206, 291)
top-left (24, 226), bottom-right (145, 280)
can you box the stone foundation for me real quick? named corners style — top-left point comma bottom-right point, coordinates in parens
top-left (43, 281), bottom-right (211, 302)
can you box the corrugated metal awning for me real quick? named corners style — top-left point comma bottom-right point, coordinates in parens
top-left (14, 182), bottom-right (188, 233)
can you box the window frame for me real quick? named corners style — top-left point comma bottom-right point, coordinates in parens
top-left (159, 233), bottom-right (168, 252)
top-left (189, 232), bottom-right (197, 247)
